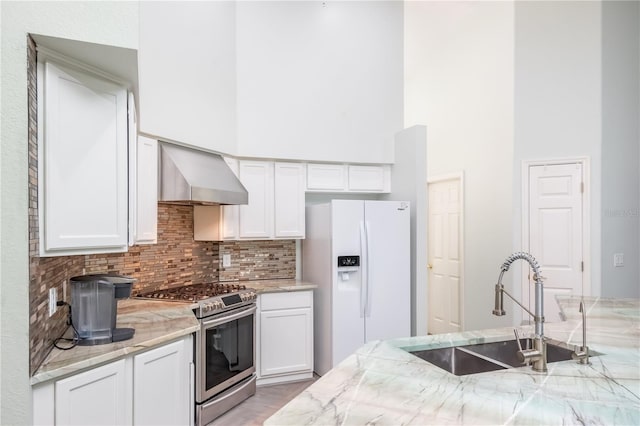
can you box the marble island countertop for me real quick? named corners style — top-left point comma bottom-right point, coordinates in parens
top-left (31, 279), bottom-right (315, 385)
top-left (266, 296), bottom-right (640, 425)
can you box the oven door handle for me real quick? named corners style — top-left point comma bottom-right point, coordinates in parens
top-left (202, 305), bottom-right (257, 328)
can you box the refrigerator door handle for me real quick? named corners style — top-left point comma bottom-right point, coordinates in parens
top-left (359, 220), bottom-right (368, 318)
top-left (365, 221), bottom-right (372, 317)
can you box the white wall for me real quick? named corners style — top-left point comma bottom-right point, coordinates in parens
top-left (404, 1), bottom-right (515, 331)
top-left (513, 1), bottom-right (602, 299)
top-left (383, 126), bottom-right (428, 336)
top-left (601, 0), bottom-right (640, 298)
top-left (236, 0), bottom-right (403, 163)
top-left (0, 2), bottom-right (138, 423)
top-left (138, 1), bottom-right (237, 155)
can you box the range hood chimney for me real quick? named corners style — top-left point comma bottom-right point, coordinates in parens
top-left (159, 143), bottom-right (248, 205)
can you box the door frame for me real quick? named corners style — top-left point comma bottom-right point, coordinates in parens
top-left (427, 172), bottom-right (465, 332)
top-left (521, 157), bottom-right (591, 317)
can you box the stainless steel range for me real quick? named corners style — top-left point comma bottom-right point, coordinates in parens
top-left (137, 283), bottom-right (258, 426)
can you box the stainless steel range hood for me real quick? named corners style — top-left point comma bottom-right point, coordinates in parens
top-left (159, 143), bottom-right (248, 205)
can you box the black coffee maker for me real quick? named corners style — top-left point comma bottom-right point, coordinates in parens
top-left (69, 274), bottom-right (136, 346)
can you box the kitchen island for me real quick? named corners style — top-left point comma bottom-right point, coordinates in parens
top-left (265, 296), bottom-right (640, 425)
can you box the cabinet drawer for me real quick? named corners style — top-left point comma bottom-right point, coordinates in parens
top-left (260, 291), bottom-right (312, 311)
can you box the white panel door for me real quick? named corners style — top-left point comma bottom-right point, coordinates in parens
top-left (259, 307), bottom-right (313, 377)
top-left (133, 338), bottom-right (191, 426)
top-left (56, 359), bottom-right (130, 426)
top-left (238, 161), bottom-right (274, 238)
top-left (134, 136), bottom-right (158, 244)
top-left (331, 200), bottom-right (365, 366)
top-left (527, 163), bottom-right (583, 323)
top-left (274, 162), bottom-right (305, 238)
top-left (363, 201), bottom-right (411, 342)
top-left (428, 178), bottom-right (462, 335)
top-left (42, 62), bottom-right (128, 254)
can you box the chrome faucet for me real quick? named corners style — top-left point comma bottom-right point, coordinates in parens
top-left (572, 299), bottom-right (590, 364)
top-left (492, 252), bottom-right (547, 372)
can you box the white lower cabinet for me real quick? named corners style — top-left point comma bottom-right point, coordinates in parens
top-left (55, 359), bottom-right (131, 426)
top-left (257, 291), bottom-right (313, 386)
top-left (133, 338), bottom-right (192, 426)
top-left (32, 336), bottom-right (193, 426)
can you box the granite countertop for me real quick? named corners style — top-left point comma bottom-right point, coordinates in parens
top-left (31, 279), bottom-right (315, 385)
top-left (242, 278), bottom-right (316, 293)
top-left (266, 296), bottom-right (640, 425)
top-left (31, 299), bottom-right (199, 385)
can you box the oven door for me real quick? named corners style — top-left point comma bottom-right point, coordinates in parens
top-left (196, 304), bottom-right (256, 403)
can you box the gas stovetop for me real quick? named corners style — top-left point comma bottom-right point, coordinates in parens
top-left (136, 282), bottom-right (257, 318)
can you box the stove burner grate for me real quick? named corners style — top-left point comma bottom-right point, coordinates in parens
top-left (137, 282), bottom-right (247, 302)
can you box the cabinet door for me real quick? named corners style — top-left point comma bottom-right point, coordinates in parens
top-left (133, 337), bottom-right (192, 426)
top-left (134, 136), bottom-right (158, 244)
top-left (348, 165), bottom-right (389, 192)
top-left (56, 359), bottom-right (131, 426)
top-left (40, 61), bottom-right (128, 255)
top-left (306, 163), bottom-right (346, 191)
top-left (238, 161), bottom-right (274, 239)
top-left (259, 307), bottom-right (313, 377)
top-left (220, 157), bottom-right (240, 240)
top-left (274, 162), bottom-right (305, 238)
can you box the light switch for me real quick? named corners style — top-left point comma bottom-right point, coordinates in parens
top-left (613, 253), bottom-right (624, 267)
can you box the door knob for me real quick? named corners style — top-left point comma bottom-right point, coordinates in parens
top-left (428, 263), bottom-right (433, 270)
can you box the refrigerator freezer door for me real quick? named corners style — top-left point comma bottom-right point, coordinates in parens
top-left (331, 200), bottom-right (366, 367)
top-left (363, 201), bottom-right (411, 342)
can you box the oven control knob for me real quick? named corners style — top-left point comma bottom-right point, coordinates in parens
top-left (214, 301), bottom-right (223, 310)
top-left (205, 302), bottom-right (214, 312)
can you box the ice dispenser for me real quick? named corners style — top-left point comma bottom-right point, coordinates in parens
top-left (70, 274), bottom-right (136, 346)
top-left (337, 256), bottom-right (360, 281)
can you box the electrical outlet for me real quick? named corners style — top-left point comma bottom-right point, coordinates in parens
top-left (223, 254), bottom-right (231, 268)
top-left (49, 288), bottom-right (58, 317)
top-left (614, 253), bottom-right (624, 267)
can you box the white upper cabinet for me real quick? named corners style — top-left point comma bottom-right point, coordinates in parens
top-left (306, 163), bottom-right (390, 193)
top-left (239, 161), bottom-right (274, 239)
top-left (131, 135), bottom-right (158, 245)
top-left (347, 165), bottom-right (390, 192)
top-left (138, 1), bottom-right (237, 155)
top-left (274, 162), bottom-right (306, 238)
top-left (194, 159), bottom-right (306, 241)
top-left (306, 164), bottom-right (346, 191)
top-left (39, 61), bottom-right (129, 256)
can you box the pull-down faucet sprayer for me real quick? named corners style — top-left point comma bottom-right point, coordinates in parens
top-left (492, 252), bottom-right (547, 372)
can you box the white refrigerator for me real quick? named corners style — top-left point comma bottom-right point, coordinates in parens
top-left (303, 200), bottom-right (411, 375)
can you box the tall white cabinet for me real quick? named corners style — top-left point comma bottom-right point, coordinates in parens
top-left (38, 60), bottom-right (129, 256)
top-left (238, 161), bottom-right (275, 239)
top-left (131, 135), bottom-right (158, 245)
top-left (274, 162), bottom-right (306, 238)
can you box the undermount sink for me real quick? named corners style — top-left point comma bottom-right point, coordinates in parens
top-left (409, 338), bottom-right (597, 376)
top-left (409, 346), bottom-right (509, 376)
